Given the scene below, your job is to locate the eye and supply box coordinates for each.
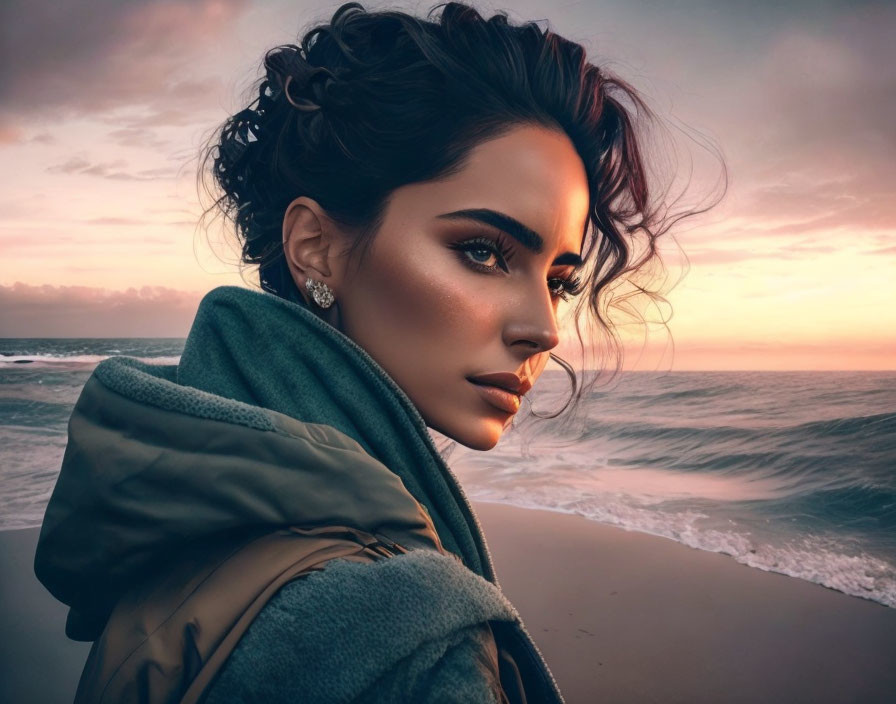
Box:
[450,235,511,273]
[467,246,498,267]
[547,274,583,302]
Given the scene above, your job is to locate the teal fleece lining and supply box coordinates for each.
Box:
[93,356,276,433]
[174,285,495,582]
[205,550,520,703]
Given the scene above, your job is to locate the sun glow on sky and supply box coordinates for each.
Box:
[1,0,893,370]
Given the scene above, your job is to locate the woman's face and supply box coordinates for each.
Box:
[324,125,589,450]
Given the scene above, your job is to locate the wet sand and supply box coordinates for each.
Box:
[473,501,896,703]
[0,525,91,703]
[2,502,895,703]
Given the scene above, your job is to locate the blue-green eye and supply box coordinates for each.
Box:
[450,235,510,273]
[467,246,498,266]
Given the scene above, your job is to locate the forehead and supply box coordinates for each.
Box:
[393,125,590,254]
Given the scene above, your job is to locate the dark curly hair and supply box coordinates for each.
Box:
[199,1,723,419]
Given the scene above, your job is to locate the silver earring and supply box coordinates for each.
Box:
[305,277,335,309]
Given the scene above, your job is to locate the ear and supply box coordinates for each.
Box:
[281,197,344,304]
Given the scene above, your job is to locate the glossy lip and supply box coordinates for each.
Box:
[468,381,521,414]
[466,371,533,415]
[466,371,533,396]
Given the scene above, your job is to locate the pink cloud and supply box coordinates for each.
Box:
[46,157,178,181]
[0,282,207,336]
[0,0,248,124]
[0,124,24,144]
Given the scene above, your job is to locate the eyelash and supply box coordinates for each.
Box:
[450,234,584,302]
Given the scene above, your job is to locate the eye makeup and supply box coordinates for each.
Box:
[449,234,513,273]
[547,273,583,301]
[448,232,584,301]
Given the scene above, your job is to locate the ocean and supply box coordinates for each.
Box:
[2,338,894,609]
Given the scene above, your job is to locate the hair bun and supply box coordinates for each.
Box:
[265,47,348,114]
[283,69,330,112]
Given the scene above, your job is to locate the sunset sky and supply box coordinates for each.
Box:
[1,0,893,370]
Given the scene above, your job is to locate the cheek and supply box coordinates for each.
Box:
[359,246,494,345]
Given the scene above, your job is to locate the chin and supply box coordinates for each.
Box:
[433,417,506,452]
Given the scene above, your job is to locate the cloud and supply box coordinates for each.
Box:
[601,2,896,249]
[29,132,56,145]
[681,238,841,266]
[0,125,56,146]
[760,21,895,160]
[717,12,896,239]
[46,156,178,180]
[0,282,206,336]
[106,127,169,150]
[83,217,147,226]
[867,244,896,256]
[682,249,764,266]
[739,175,893,227]
[0,124,24,144]
[0,0,249,126]
[46,157,93,174]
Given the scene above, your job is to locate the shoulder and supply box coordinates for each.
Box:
[206,549,519,703]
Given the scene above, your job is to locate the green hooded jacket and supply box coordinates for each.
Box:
[33,285,566,703]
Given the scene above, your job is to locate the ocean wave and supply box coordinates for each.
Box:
[775,485,896,528]
[0,399,74,428]
[469,491,896,609]
[572,412,896,445]
[0,354,182,367]
[787,411,896,439]
[585,420,755,443]
[621,384,749,404]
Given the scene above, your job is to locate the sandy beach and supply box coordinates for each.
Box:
[474,501,896,703]
[3,501,895,703]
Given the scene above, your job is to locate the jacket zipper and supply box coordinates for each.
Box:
[371,532,410,556]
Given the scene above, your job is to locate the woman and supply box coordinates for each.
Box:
[34,2,688,702]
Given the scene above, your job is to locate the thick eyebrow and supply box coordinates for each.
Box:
[436,208,583,267]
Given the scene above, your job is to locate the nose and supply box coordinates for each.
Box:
[502,290,561,356]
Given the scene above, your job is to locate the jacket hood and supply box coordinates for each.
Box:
[34,285,496,640]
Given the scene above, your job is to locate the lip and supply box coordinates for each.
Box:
[468,381,521,414]
[467,372,533,396]
[466,372,532,415]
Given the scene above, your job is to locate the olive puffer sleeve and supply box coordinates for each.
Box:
[203,549,520,703]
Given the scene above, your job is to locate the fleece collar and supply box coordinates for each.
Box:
[175,286,495,580]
